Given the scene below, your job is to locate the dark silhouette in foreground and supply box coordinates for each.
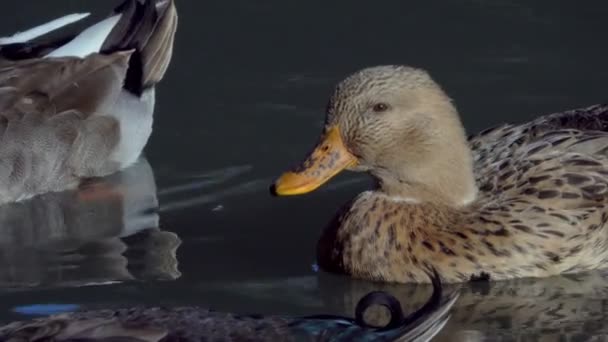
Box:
[0,269,458,341]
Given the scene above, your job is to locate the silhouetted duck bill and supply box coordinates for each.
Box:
[272,125,357,196]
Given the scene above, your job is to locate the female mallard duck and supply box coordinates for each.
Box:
[272,65,608,284]
[0,0,177,204]
[0,270,459,342]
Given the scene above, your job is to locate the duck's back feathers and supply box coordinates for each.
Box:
[0,53,130,202]
[0,52,131,116]
[459,104,608,277]
[469,104,608,173]
[470,103,608,201]
[0,271,458,342]
[0,0,177,203]
[0,0,177,94]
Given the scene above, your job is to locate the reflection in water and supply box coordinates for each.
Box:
[0,158,181,288]
[317,270,608,341]
[158,164,253,197]
[160,178,269,213]
[0,1,607,340]
[156,164,281,214]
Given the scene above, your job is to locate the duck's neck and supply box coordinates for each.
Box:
[372,117,478,208]
[375,172,477,207]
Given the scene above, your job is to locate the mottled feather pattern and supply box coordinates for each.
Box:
[318,99,608,283]
[0,277,459,342]
[0,0,177,204]
[0,307,313,342]
[0,55,128,204]
[463,103,608,279]
[469,104,608,173]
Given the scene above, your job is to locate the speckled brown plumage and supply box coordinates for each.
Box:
[274,65,608,284]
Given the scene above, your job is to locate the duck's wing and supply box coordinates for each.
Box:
[0,52,131,119]
[469,103,608,181]
[101,0,178,89]
[0,0,177,108]
[0,53,130,199]
[465,104,608,264]
[0,0,177,200]
[470,103,608,198]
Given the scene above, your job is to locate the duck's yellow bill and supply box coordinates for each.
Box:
[273,125,357,196]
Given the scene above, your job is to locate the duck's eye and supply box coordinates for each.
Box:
[372,103,389,112]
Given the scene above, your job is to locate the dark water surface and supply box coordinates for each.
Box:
[1,0,608,340]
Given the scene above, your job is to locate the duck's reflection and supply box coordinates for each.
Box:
[318,270,608,341]
[0,158,181,288]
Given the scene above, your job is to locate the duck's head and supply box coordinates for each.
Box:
[272,65,477,206]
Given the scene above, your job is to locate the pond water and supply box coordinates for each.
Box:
[0,0,608,340]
